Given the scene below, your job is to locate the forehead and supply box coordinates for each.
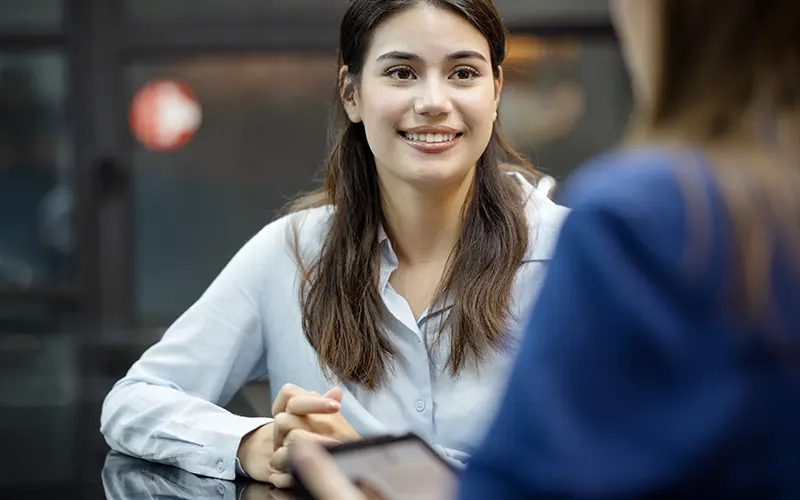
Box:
[366,4,491,62]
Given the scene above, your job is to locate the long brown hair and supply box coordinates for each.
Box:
[286,0,542,389]
[632,0,800,324]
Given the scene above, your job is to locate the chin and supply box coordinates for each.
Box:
[400,162,475,190]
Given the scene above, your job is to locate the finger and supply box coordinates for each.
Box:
[272,383,313,416]
[270,445,290,473]
[292,442,366,500]
[323,386,344,403]
[268,472,294,490]
[355,481,389,500]
[285,428,341,447]
[285,395,340,416]
[273,412,312,450]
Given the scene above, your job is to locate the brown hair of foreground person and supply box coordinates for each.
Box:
[626,0,799,327]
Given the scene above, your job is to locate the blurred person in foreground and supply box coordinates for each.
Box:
[100,0,568,489]
[292,0,800,498]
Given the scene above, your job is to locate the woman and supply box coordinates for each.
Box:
[293,0,800,498]
[100,0,568,488]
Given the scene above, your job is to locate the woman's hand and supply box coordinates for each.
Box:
[268,429,342,488]
[237,422,278,483]
[268,384,361,488]
[271,385,354,449]
[238,384,342,483]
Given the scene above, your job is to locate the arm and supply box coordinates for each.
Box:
[459,179,741,498]
[100,227,276,480]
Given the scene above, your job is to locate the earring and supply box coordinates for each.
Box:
[493,111,498,121]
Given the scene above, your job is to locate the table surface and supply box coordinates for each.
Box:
[0,327,284,500]
[103,452,299,500]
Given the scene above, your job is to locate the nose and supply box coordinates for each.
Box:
[413,78,452,117]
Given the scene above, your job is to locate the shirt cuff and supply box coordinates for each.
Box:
[235,457,250,478]
[204,416,273,480]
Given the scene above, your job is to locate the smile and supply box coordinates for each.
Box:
[399,131,463,153]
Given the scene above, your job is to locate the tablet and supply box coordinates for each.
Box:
[290,433,458,500]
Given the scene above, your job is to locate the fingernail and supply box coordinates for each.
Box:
[327,400,340,410]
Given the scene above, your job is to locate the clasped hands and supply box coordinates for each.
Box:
[237,383,360,488]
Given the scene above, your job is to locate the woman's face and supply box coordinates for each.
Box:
[342,4,501,191]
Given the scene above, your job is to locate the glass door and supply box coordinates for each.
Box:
[126,54,337,325]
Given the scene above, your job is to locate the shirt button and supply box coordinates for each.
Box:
[216,460,225,473]
[415,400,426,412]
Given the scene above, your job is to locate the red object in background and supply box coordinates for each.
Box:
[129,79,202,152]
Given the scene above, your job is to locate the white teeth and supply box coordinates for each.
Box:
[404,132,457,143]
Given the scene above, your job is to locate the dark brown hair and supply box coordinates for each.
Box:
[287,0,542,389]
[633,0,800,323]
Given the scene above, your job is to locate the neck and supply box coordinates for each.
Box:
[380,172,475,266]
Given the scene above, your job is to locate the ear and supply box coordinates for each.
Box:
[493,66,504,119]
[339,66,362,123]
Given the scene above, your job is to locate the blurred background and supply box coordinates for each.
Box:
[0,0,630,497]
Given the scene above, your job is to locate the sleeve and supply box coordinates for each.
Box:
[100,225,278,480]
[431,445,468,469]
[458,191,743,499]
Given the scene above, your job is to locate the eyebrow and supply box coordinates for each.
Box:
[375,50,488,63]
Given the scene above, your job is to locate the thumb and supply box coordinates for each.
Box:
[323,386,344,403]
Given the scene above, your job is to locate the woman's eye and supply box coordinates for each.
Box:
[387,67,415,80]
[452,67,478,80]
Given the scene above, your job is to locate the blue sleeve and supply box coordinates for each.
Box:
[458,165,744,499]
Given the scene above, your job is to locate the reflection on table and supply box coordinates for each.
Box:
[101,452,297,500]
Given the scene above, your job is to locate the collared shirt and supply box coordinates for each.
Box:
[100,173,569,480]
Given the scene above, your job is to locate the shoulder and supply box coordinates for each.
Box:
[560,145,716,225]
[559,147,709,252]
[510,172,571,262]
[554,145,731,297]
[242,204,334,264]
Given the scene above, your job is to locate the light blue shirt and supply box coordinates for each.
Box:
[100,173,569,480]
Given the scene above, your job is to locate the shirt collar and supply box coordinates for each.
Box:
[376,172,564,321]
[378,172,563,263]
[509,171,565,262]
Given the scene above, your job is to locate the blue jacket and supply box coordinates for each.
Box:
[460,146,800,499]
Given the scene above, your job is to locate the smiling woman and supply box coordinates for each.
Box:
[291,0,532,388]
[100,0,570,489]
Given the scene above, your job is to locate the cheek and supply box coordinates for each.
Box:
[360,89,409,136]
[458,88,497,133]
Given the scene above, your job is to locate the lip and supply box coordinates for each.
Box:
[401,126,461,134]
[398,127,463,154]
[397,129,463,154]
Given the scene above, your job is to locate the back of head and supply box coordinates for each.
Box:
[629,0,800,326]
[644,1,798,148]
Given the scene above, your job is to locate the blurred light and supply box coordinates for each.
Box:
[506,35,581,63]
[129,79,202,152]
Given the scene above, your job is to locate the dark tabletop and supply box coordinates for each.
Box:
[0,327,285,500]
[102,453,297,500]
